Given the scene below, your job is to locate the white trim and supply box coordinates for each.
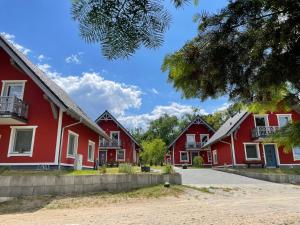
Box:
[54,108,63,163]
[212,150,218,164]
[180,151,189,162]
[262,143,280,167]
[243,143,261,161]
[292,146,300,161]
[172,145,175,165]
[7,126,37,157]
[116,149,125,161]
[1,80,27,99]
[87,140,95,162]
[66,130,79,158]
[253,114,269,127]
[230,133,237,165]
[276,114,292,127]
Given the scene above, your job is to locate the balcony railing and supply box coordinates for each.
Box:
[0,96,29,120]
[252,126,279,139]
[100,140,122,148]
[185,142,205,149]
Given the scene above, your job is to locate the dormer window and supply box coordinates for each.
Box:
[254,115,268,127]
[1,80,26,100]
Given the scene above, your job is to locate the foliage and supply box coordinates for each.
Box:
[118,163,134,174]
[163,165,174,174]
[141,138,166,165]
[71,0,197,59]
[100,165,107,174]
[192,156,204,168]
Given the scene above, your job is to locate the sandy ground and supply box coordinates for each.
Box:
[1,183,300,225]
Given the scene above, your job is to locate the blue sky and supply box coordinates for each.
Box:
[0,0,229,129]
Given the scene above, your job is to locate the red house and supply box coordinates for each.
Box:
[167,115,215,166]
[95,111,141,165]
[202,110,300,168]
[0,35,109,169]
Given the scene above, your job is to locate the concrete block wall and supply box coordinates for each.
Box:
[0,173,182,197]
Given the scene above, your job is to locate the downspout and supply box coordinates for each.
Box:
[58,117,83,170]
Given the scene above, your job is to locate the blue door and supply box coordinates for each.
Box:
[264,144,278,167]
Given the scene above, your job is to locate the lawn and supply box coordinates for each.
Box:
[0,185,185,214]
[237,168,300,175]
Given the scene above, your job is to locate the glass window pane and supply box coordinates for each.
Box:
[246,145,258,159]
[278,116,290,127]
[293,147,300,160]
[68,134,75,156]
[111,133,119,141]
[3,83,23,99]
[201,135,208,143]
[117,150,124,160]
[181,152,188,161]
[255,117,266,126]
[187,135,195,143]
[13,129,33,153]
[88,145,92,160]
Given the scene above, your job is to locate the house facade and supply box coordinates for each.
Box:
[0,35,109,169]
[96,111,141,165]
[203,110,300,168]
[167,116,215,166]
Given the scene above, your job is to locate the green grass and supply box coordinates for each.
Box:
[237,168,300,175]
[0,185,185,214]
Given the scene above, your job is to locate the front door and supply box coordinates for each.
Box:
[191,151,199,165]
[99,150,107,165]
[264,144,278,167]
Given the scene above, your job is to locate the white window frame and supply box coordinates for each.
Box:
[200,134,209,144]
[116,149,125,161]
[244,143,261,161]
[207,151,212,162]
[180,151,189,162]
[186,134,195,143]
[66,130,79,158]
[7,126,37,157]
[87,140,95,162]
[212,150,218,164]
[253,114,269,127]
[292,146,300,161]
[1,80,27,100]
[276,114,292,128]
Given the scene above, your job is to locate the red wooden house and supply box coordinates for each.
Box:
[167,115,215,166]
[0,34,109,169]
[202,110,300,168]
[96,111,141,165]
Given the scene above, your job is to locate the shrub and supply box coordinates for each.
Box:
[100,165,107,174]
[193,156,204,168]
[163,165,174,174]
[118,163,133,174]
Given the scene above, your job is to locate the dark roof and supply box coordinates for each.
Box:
[168,115,215,149]
[95,110,141,148]
[0,34,109,139]
[202,110,249,148]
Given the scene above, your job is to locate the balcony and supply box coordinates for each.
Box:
[185,142,205,149]
[0,96,29,124]
[100,139,122,148]
[252,126,279,139]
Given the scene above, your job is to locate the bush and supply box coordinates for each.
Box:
[193,156,204,168]
[163,165,174,174]
[100,165,107,174]
[118,163,133,174]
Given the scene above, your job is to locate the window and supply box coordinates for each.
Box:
[67,131,78,157]
[207,151,212,162]
[186,134,195,143]
[8,126,37,157]
[111,131,119,144]
[88,141,95,162]
[254,115,268,127]
[116,149,125,161]
[212,150,218,164]
[277,115,292,128]
[1,81,26,99]
[200,134,209,145]
[180,151,189,162]
[293,147,300,161]
[244,143,260,160]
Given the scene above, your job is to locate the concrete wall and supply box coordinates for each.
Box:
[0,173,182,197]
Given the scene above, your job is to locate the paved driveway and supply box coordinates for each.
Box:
[175,168,272,186]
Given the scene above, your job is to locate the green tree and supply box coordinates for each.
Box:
[141,138,166,165]
[71,0,196,59]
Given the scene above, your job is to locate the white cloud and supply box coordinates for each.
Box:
[118,102,208,130]
[0,32,31,55]
[37,64,142,118]
[151,88,159,95]
[37,54,50,62]
[213,102,231,112]
[65,52,83,64]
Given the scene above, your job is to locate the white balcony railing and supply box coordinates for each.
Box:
[0,96,29,119]
[100,139,122,148]
[185,142,205,149]
[252,126,279,139]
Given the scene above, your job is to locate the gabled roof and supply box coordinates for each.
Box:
[0,34,109,139]
[95,110,141,148]
[168,115,215,149]
[202,110,249,148]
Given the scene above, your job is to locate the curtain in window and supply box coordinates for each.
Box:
[13,129,33,153]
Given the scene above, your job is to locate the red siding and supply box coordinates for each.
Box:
[211,137,232,167]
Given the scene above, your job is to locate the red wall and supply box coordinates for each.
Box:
[97,119,138,163]
[170,123,214,165]
[0,48,58,164]
[211,137,232,167]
